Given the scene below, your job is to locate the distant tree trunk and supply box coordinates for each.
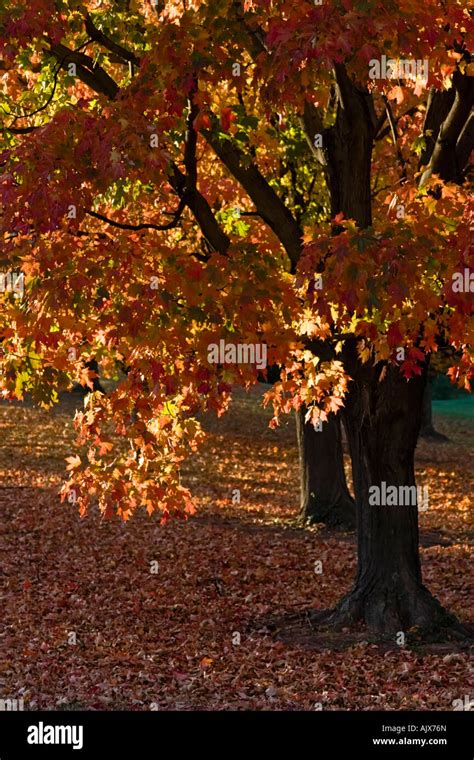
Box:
[72,359,105,394]
[86,359,105,392]
[419,378,448,441]
[263,360,355,529]
[296,407,355,528]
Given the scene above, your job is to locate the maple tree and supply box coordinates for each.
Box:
[0,0,472,637]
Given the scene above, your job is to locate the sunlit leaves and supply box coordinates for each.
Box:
[0,0,472,519]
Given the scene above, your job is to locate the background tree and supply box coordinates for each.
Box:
[419,366,449,441]
[296,407,355,528]
[264,363,355,528]
[0,0,472,637]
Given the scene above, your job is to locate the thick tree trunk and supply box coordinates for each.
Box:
[296,407,355,528]
[318,67,458,635]
[325,65,375,227]
[330,342,455,634]
[419,380,448,441]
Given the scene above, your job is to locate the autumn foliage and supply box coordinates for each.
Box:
[0,0,472,533]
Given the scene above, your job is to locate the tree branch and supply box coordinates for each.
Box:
[1,58,63,129]
[455,111,474,181]
[167,87,231,257]
[226,2,308,269]
[382,94,407,182]
[168,161,230,256]
[48,41,120,99]
[334,64,377,130]
[300,101,326,166]
[231,0,268,57]
[84,199,187,231]
[184,80,199,192]
[419,71,474,185]
[46,40,229,256]
[375,106,419,142]
[0,125,39,134]
[203,127,302,271]
[419,87,455,168]
[84,14,141,67]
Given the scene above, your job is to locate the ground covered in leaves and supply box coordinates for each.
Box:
[0,386,472,710]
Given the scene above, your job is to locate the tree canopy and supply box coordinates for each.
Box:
[1,0,472,525]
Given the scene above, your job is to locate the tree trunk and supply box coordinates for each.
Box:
[328,342,455,634]
[72,359,106,394]
[296,407,355,528]
[296,337,355,530]
[316,67,459,635]
[419,379,448,441]
[324,64,375,228]
[294,66,372,533]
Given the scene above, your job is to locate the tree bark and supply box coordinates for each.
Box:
[419,71,474,186]
[294,68,372,533]
[318,67,458,635]
[324,64,375,228]
[329,341,455,633]
[296,407,355,528]
[296,337,355,530]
